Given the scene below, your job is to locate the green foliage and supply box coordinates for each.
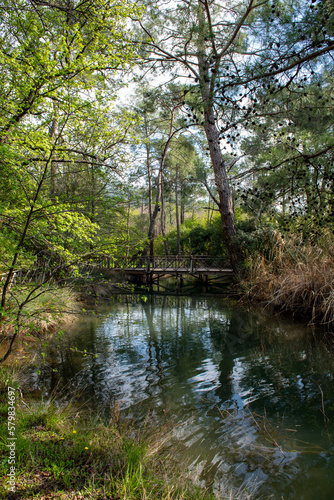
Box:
[0,0,141,296]
[156,215,228,256]
[235,223,279,259]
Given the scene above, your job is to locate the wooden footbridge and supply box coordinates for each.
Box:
[2,255,233,288]
[93,255,233,281]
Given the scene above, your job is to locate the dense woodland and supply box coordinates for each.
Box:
[1,0,334,353]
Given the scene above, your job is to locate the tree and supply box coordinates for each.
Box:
[133,86,187,257]
[164,135,204,255]
[135,0,334,270]
[0,0,139,359]
[237,73,334,235]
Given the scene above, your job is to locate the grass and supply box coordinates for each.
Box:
[0,369,221,500]
[7,285,80,332]
[242,229,334,328]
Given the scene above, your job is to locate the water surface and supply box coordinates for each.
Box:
[25,295,334,499]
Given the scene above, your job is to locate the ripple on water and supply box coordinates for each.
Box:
[23,295,334,499]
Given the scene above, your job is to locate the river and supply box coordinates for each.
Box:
[23,294,334,499]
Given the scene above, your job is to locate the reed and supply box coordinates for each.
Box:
[243,229,334,328]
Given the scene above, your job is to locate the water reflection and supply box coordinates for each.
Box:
[24,295,334,499]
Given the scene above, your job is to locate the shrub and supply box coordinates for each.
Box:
[156,215,228,256]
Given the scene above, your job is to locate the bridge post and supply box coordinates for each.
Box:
[190,257,194,273]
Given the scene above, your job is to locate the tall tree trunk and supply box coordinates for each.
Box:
[180,182,185,224]
[126,198,131,259]
[203,107,240,270]
[207,196,210,223]
[160,179,170,256]
[196,3,241,271]
[197,52,240,271]
[89,166,96,251]
[141,195,144,228]
[142,107,177,258]
[147,167,162,259]
[146,141,153,220]
[210,200,214,223]
[175,164,181,255]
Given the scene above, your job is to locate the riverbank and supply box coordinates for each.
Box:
[0,367,220,500]
[0,271,135,361]
[240,230,334,332]
[0,286,84,363]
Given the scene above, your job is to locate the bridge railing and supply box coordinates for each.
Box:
[189,256,229,271]
[93,255,230,272]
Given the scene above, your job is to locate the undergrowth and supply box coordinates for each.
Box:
[242,229,334,328]
[0,285,81,364]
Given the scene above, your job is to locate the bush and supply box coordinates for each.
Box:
[234,223,278,258]
[156,216,228,256]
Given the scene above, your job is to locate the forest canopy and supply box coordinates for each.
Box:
[0,0,334,333]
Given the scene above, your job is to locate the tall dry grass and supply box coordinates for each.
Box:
[243,229,334,327]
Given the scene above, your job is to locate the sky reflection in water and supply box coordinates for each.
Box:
[26,295,334,499]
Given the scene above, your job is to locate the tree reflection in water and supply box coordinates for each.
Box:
[22,294,334,499]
